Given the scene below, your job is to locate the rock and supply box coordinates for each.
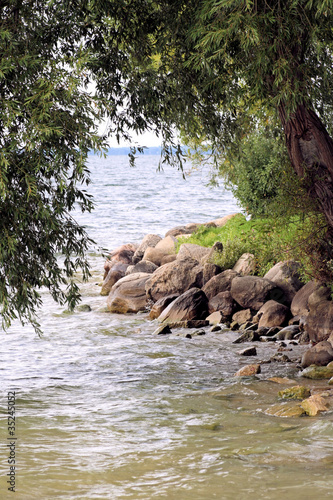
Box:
[290,280,322,317]
[101,262,129,296]
[77,304,92,312]
[235,364,261,376]
[301,341,333,368]
[208,291,236,318]
[273,325,300,340]
[308,285,331,308]
[154,235,178,254]
[160,254,177,265]
[233,330,260,343]
[265,404,305,418]
[177,243,210,262]
[264,261,305,304]
[211,325,222,332]
[165,225,193,237]
[278,386,311,400]
[301,395,329,416]
[239,347,257,356]
[146,258,203,302]
[268,377,296,384]
[203,262,222,284]
[207,213,239,227]
[232,309,252,325]
[125,260,158,276]
[203,270,239,301]
[270,353,291,362]
[201,241,224,265]
[305,299,333,343]
[149,294,179,320]
[192,329,206,336]
[230,276,286,311]
[328,377,333,385]
[256,300,290,328]
[233,253,256,276]
[142,247,168,266]
[301,363,333,379]
[158,288,209,323]
[132,234,162,264]
[106,273,151,314]
[153,324,172,335]
[104,244,137,277]
[167,320,209,328]
[206,311,224,325]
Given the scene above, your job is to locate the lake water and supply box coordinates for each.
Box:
[1,155,333,499]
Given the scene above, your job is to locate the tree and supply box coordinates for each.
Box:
[0,1,105,331]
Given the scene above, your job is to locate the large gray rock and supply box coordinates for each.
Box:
[233,253,256,276]
[208,291,236,318]
[125,260,158,276]
[177,243,210,262]
[203,262,222,284]
[290,280,321,317]
[149,294,179,320]
[104,243,137,278]
[202,270,239,301]
[301,341,333,368]
[158,288,208,323]
[264,261,305,304]
[101,262,129,296]
[146,258,204,302]
[132,234,162,264]
[106,273,151,314]
[230,276,286,311]
[257,300,290,328]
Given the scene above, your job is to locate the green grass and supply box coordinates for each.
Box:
[176,213,327,279]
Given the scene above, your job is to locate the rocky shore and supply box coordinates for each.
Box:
[101,213,333,417]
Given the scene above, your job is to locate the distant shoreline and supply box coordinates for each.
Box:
[89,146,162,156]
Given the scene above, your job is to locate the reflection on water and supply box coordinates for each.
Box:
[1,156,333,499]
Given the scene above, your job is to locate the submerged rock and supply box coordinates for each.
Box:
[301,363,333,379]
[265,403,305,418]
[239,347,257,356]
[301,395,329,416]
[278,386,311,400]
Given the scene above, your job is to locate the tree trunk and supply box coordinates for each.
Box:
[278,103,333,229]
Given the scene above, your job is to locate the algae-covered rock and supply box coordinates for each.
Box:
[301,363,333,379]
[278,385,311,400]
[265,404,306,418]
[301,395,329,416]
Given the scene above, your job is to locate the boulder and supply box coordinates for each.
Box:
[203,262,222,284]
[165,225,193,238]
[142,247,168,266]
[160,254,177,265]
[264,261,305,304]
[235,364,261,376]
[290,280,322,317]
[232,308,252,325]
[101,262,129,296]
[149,294,179,320]
[202,269,239,301]
[125,260,158,276]
[177,243,210,262]
[207,213,239,227]
[106,273,151,314]
[154,235,178,254]
[305,299,333,343]
[233,253,256,276]
[104,243,137,278]
[230,276,286,311]
[208,291,237,318]
[158,288,208,323]
[239,347,257,356]
[278,386,311,400]
[146,258,204,302]
[206,311,224,325]
[132,234,162,264]
[256,300,290,328]
[301,341,333,368]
